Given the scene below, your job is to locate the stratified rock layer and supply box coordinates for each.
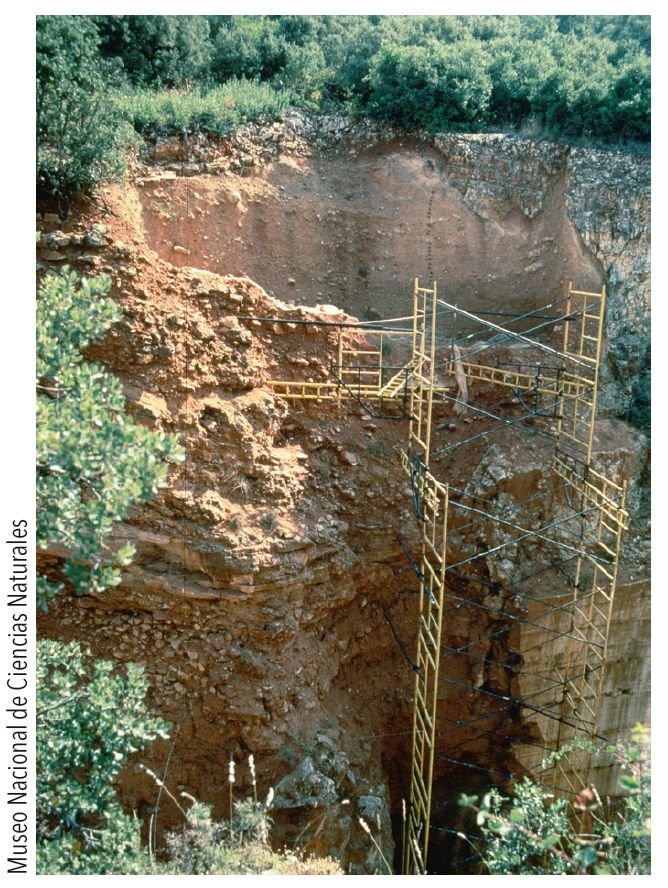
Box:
[37,117,650,874]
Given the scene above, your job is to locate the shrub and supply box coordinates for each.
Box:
[162,798,273,874]
[94,15,213,88]
[36,16,136,202]
[610,52,651,141]
[146,765,343,875]
[114,81,292,136]
[460,725,651,875]
[534,34,619,139]
[486,35,558,128]
[36,269,184,608]
[211,16,288,83]
[366,38,493,132]
[36,641,170,874]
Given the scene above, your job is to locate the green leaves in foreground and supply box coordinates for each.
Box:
[36,640,170,874]
[460,726,651,875]
[36,269,184,608]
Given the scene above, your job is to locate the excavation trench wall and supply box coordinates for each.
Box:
[140,142,602,323]
[37,117,650,874]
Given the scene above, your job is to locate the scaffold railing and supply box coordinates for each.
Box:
[400,450,448,875]
[261,276,627,874]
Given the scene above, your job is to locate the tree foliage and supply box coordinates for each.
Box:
[36,268,185,872]
[367,39,493,131]
[36,14,650,194]
[36,269,184,609]
[36,16,135,202]
[36,640,170,874]
[211,16,288,84]
[94,15,213,87]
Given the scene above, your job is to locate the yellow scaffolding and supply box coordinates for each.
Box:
[558,285,606,463]
[452,360,591,401]
[400,456,448,875]
[265,277,628,873]
[268,326,414,413]
[400,282,451,874]
[407,279,438,465]
[437,284,606,463]
[548,471,628,792]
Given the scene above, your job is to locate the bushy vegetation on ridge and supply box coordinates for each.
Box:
[114,80,292,137]
[37,14,650,200]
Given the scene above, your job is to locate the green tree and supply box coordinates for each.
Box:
[36,268,183,873]
[317,16,382,106]
[36,640,169,873]
[610,52,651,140]
[367,38,492,131]
[211,17,287,83]
[280,41,328,104]
[36,269,184,609]
[36,16,135,202]
[94,15,213,87]
[487,35,557,127]
[534,34,618,138]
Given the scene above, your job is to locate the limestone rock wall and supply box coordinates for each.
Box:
[434,133,650,421]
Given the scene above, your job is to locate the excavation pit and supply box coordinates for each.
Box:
[37,125,650,875]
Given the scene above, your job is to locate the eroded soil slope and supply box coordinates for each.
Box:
[36,121,650,874]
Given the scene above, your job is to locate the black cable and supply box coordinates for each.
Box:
[433,392,564,456]
[438,673,597,733]
[442,567,608,651]
[397,535,437,605]
[457,308,561,321]
[382,604,421,675]
[438,580,603,649]
[435,297,598,369]
[237,314,415,333]
[432,752,584,801]
[446,505,602,572]
[448,479,567,518]
[448,499,612,568]
[397,524,605,650]
[447,510,595,564]
[445,561,595,620]
[431,388,585,460]
[439,639,561,689]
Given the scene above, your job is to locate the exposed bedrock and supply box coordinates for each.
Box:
[37,118,650,873]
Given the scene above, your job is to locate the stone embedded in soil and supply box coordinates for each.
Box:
[36,118,650,875]
[274,757,338,809]
[85,223,109,247]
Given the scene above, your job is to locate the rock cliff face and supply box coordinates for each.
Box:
[433,134,650,420]
[138,115,650,422]
[37,115,650,874]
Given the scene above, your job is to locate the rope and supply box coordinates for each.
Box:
[436,298,597,369]
[382,605,421,675]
